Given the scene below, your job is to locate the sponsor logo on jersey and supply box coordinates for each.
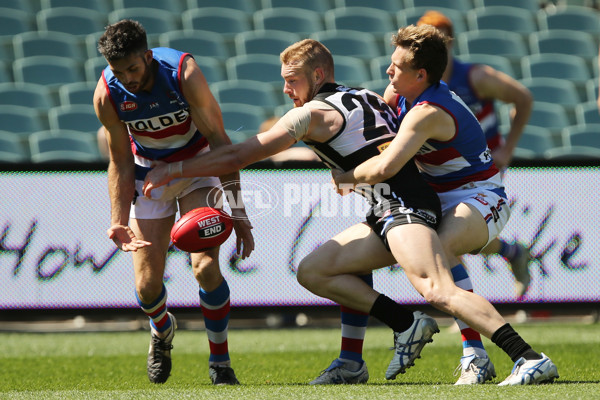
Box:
[120,101,138,112]
[126,108,189,132]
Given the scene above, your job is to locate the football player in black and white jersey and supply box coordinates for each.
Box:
[142,39,530,386]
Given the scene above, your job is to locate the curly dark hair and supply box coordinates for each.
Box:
[98,19,147,61]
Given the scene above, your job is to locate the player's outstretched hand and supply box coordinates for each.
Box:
[330,167,355,196]
[231,208,254,259]
[107,224,151,252]
[143,160,179,198]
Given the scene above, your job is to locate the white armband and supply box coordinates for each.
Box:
[275,106,312,141]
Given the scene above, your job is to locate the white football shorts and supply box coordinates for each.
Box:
[438,184,511,248]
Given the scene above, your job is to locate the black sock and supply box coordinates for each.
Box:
[369,294,414,332]
[491,323,542,362]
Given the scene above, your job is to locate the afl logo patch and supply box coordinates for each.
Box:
[120,101,138,112]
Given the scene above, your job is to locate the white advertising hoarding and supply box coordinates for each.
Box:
[0,167,598,309]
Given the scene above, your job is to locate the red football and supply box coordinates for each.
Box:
[170,207,233,252]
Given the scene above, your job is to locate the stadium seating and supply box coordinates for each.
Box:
[528,29,597,74]
[36,7,107,36]
[210,80,283,109]
[13,56,84,89]
[234,30,301,56]
[0,82,55,110]
[370,55,392,81]
[0,131,29,163]
[324,7,396,35]
[226,54,283,83]
[84,32,103,59]
[0,45,11,62]
[514,125,556,156]
[512,147,537,160]
[586,78,598,103]
[113,0,185,13]
[529,29,596,59]
[0,62,12,83]
[59,82,97,106]
[0,105,47,135]
[40,0,111,12]
[399,7,468,38]
[253,8,325,36]
[359,79,391,96]
[537,5,600,35]
[182,8,252,39]
[28,130,101,163]
[0,8,34,39]
[466,6,538,37]
[561,124,600,149]
[1,0,599,163]
[472,0,539,12]
[108,9,180,43]
[188,0,257,13]
[1,0,35,12]
[13,31,84,59]
[575,102,600,126]
[523,100,572,140]
[194,56,226,84]
[159,30,230,61]
[84,57,108,83]
[544,145,599,160]
[403,0,474,12]
[520,54,591,100]
[331,55,371,87]
[334,0,403,12]
[519,78,580,126]
[219,103,268,132]
[456,30,528,73]
[47,104,98,132]
[458,53,516,78]
[260,0,333,13]
[311,30,382,61]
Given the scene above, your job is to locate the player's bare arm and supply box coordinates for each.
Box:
[181,55,257,258]
[93,79,151,252]
[470,65,533,168]
[333,104,453,188]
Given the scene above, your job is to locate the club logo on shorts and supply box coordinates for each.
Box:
[474,192,489,205]
[416,209,438,225]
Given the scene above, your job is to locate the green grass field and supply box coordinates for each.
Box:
[2,321,599,399]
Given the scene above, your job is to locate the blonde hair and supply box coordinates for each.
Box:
[280,39,334,79]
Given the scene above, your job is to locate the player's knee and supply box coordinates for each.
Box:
[296,257,319,290]
[420,286,451,312]
[135,279,164,304]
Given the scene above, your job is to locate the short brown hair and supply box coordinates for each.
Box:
[280,39,334,80]
[391,24,449,85]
